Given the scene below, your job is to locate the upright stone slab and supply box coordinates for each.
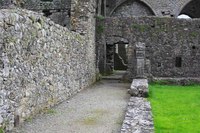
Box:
[135,42,146,78]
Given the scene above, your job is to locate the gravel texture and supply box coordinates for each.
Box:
[12,80,130,133]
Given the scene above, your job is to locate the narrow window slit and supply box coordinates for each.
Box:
[175,57,182,67]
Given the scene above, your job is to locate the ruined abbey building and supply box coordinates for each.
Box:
[0,0,200,132]
[95,0,200,81]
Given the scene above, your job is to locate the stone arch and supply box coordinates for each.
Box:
[110,0,155,17]
[179,0,200,18]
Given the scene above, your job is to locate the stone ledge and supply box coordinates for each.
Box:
[121,97,154,133]
[128,79,148,97]
[152,77,200,85]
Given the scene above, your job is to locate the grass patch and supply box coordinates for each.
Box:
[26,116,33,122]
[91,109,109,115]
[79,109,109,126]
[45,109,57,114]
[42,107,57,115]
[132,24,150,32]
[0,128,4,133]
[115,117,123,125]
[81,116,98,125]
[149,84,200,133]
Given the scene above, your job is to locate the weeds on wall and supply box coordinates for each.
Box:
[95,15,105,20]
[132,24,150,32]
[95,15,105,34]
[155,18,163,25]
[190,31,198,38]
[96,25,104,34]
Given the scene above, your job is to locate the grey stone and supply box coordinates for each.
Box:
[121,97,154,133]
[0,6,96,131]
[0,115,3,124]
[96,17,200,82]
[129,79,148,97]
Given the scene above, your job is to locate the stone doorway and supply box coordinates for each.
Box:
[105,39,129,74]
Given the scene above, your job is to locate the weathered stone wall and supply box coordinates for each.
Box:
[111,0,155,17]
[1,0,200,20]
[0,0,71,28]
[71,0,98,74]
[96,17,200,79]
[104,0,198,17]
[0,8,96,131]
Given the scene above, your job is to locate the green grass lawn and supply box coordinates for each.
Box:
[149,84,200,133]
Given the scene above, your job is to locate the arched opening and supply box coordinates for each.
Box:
[111,0,155,17]
[179,0,200,18]
[177,14,191,19]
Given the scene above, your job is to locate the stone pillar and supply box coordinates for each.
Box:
[135,42,146,78]
[70,0,97,35]
[70,0,97,82]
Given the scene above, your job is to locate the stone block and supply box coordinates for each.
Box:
[129,79,148,97]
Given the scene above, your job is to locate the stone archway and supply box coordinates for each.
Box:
[110,0,155,17]
[179,0,200,18]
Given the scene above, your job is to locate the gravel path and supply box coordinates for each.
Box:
[12,80,130,133]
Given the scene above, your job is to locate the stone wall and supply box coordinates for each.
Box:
[71,0,98,74]
[1,0,200,20]
[101,0,198,17]
[0,8,96,131]
[0,0,71,28]
[111,0,155,17]
[96,17,200,80]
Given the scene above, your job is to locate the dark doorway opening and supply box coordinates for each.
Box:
[105,42,128,74]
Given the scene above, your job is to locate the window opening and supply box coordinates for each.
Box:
[175,57,182,67]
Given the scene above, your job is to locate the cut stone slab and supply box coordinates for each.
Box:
[129,79,148,97]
